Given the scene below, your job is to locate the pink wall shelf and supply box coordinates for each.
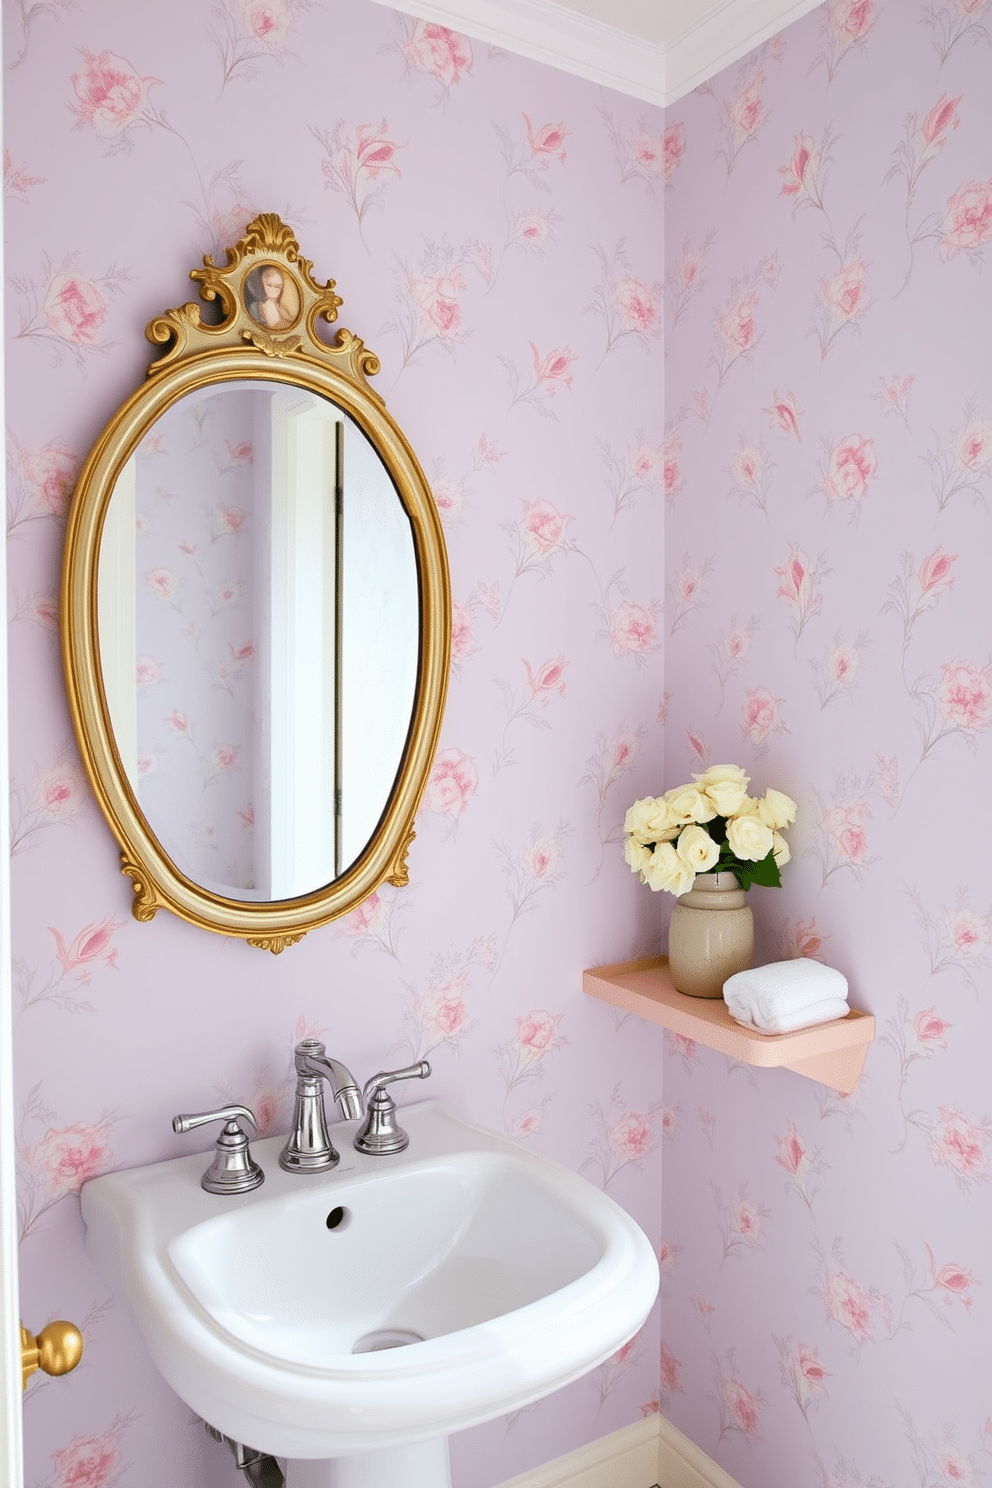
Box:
[583,956,875,1094]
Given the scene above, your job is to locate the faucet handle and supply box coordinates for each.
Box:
[362,1062,431,1103]
[354,1062,431,1156]
[173,1104,257,1135]
[172,1105,264,1195]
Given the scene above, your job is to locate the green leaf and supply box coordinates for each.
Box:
[713,848,782,892]
[743,852,782,889]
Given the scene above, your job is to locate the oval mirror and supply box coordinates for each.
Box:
[62,215,450,951]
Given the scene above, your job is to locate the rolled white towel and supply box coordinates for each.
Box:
[723,959,849,1035]
[725,996,850,1035]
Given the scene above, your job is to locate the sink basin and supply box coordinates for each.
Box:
[81,1100,658,1463]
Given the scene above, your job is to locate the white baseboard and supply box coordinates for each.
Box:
[495,1417,659,1488]
[495,1414,742,1488]
[656,1416,742,1488]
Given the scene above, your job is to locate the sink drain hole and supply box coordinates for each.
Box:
[325,1206,350,1230]
[352,1328,424,1354]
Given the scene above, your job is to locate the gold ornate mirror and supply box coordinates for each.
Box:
[61,215,450,951]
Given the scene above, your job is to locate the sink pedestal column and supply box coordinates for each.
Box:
[286,1437,451,1488]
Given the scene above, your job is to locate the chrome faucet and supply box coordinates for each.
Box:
[173,1104,265,1194]
[354,1063,431,1155]
[279,1040,363,1173]
[279,1039,432,1172]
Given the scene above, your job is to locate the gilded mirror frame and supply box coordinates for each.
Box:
[61,214,450,952]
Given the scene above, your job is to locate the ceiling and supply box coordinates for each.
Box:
[371,0,824,105]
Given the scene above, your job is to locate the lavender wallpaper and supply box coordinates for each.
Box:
[5,2,668,1486]
[660,3,992,1487]
[7,1,992,1487]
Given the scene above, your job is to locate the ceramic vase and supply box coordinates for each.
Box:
[667,871,754,999]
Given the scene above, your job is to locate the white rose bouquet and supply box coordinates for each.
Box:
[623,764,796,897]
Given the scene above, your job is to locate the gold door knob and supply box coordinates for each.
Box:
[20,1321,84,1391]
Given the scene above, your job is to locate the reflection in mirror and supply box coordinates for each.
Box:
[98,381,418,903]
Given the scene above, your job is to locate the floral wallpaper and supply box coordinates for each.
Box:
[5,3,669,1486]
[660,3,992,1487]
[8,0,991,1486]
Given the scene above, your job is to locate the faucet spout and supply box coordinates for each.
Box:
[278,1039,363,1174]
[296,1045,363,1122]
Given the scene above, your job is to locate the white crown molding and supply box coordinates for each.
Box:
[664,0,824,103]
[369,0,824,107]
[368,0,666,106]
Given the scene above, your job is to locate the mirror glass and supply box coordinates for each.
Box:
[97,379,419,903]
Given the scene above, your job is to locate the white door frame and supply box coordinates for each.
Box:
[0,48,26,1487]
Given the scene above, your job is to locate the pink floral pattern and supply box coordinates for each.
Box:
[401,18,472,94]
[773,1122,827,1210]
[659,1342,683,1403]
[6,438,79,532]
[589,242,662,356]
[777,1337,830,1420]
[4,149,45,200]
[49,916,122,980]
[764,389,802,440]
[923,403,992,512]
[728,440,773,515]
[584,1091,664,1189]
[938,178,992,263]
[10,742,88,859]
[655,4,991,1482]
[779,127,833,213]
[928,1106,991,1186]
[883,547,957,650]
[28,1120,114,1200]
[523,115,569,166]
[923,0,992,65]
[423,748,478,819]
[814,0,876,81]
[15,256,129,364]
[711,616,759,703]
[668,232,713,326]
[49,1424,126,1488]
[495,1009,568,1116]
[492,656,570,773]
[504,344,576,418]
[608,599,660,662]
[521,498,570,556]
[315,119,404,239]
[924,1245,975,1310]
[716,1355,765,1442]
[210,0,306,91]
[718,1185,769,1262]
[7,1,992,1483]
[812,633,868,708]
[663,124,686,181]
[820,1259,884,1347]
[69,50,159,141]
[936,660,992,732]
[667,552,714,634]
[720,63,769,174]
[709,257,778,397]
[741,685,786,749]
[387,244,473,369]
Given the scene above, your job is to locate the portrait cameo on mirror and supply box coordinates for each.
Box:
[61,215,450,952]
[243,262,301,332]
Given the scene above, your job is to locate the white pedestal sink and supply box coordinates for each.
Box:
[82,1101,658,1485]
[286,1438,449,1486]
